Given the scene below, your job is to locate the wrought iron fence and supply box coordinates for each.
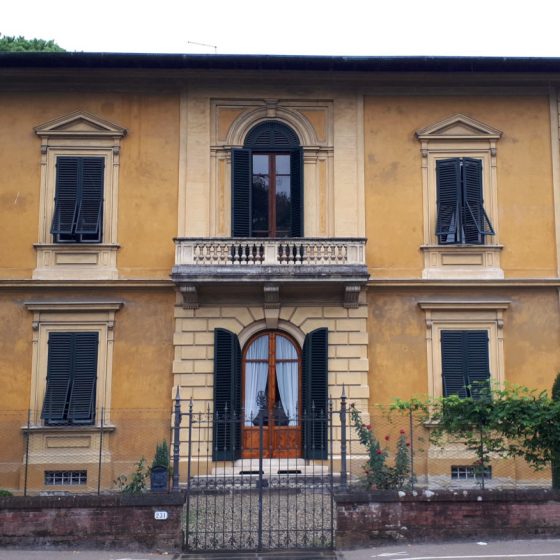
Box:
[0,396,552,499]
[179,404,337,551]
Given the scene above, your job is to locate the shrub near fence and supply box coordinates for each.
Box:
[344,405,552,491]
[0,402,552,496]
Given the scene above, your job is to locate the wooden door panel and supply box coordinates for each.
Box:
[242,426,271,459]
[272,426,301,459]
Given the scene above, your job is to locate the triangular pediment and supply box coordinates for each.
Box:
[34,111,127,138]
[416,114,502,141]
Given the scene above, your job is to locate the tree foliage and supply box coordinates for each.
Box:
[552,373,560,489]
[0,34,64,52]
[393,383,560,488]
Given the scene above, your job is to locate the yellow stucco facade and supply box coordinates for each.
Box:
[0,55,559,492]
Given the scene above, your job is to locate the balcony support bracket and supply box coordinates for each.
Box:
[180,284,199,309]
[344,284,361,309]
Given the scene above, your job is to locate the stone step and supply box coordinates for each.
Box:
[214,459,330,476]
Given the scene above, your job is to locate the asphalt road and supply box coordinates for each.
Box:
[0,540,559,559]
[338,538,560,559]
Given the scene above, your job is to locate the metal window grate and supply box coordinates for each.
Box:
[451,465,492,480]
[44,470,87,486]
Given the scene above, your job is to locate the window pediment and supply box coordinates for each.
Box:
[33,111,126,280]
[416,113,502,142]
[34,110,127,140]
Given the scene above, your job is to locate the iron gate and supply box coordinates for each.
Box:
[179,398,348,553]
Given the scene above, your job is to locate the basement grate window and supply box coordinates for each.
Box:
[44,470,87,486]
[451,465,492,480]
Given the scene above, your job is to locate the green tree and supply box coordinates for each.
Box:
[0,34,64,52]
[394,384,560,489]
[552,373,560,490]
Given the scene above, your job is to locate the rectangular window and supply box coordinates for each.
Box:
[451,465,492,480]
[51,157,104,243]
[44,470,87,486]
[41,331,99,425]
[436,158,494,245]
[441,330,491,398]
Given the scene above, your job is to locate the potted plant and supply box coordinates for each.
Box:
[150,440,170,493]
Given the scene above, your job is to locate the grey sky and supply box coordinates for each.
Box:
[3,0,560,57]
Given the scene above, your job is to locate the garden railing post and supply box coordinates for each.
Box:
[340,386,348,489]
[172,387,182,491]
[24,409,30,497]
[409,407,414,491]
[97,407,104,494]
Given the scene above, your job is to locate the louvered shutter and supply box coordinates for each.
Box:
[441,330,468,398]
[462,158,494,244]
[75,158,104,236]
[436,159,461,244]
[290,149,304,237]
[245,121,300,149]
[67,332,98,424]
[302,328,328,460]
[51,157,80,235]
[232,149,252,237]
[212,329,242,461]
[465,330,491,399]
[41,332,74,424]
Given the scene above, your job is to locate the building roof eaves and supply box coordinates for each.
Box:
[3,52,560,74]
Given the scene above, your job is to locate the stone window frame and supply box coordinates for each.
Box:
[209,99,335,238]
[416,114,504,279]
[418,299,510,399]
[24,301,123,428]
[33,111,127,280]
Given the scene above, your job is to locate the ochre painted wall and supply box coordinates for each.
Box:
[0,288,175,491]
[364,95,556,278]
[368,288,560,405]
[0,91,179,279]
[0,288,175,412]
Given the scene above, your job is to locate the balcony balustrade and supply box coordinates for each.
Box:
[174,238,366,267]
[172,237,369,309]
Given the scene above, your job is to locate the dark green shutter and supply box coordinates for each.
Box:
[212,328,242,460]
[41,331,98,425]
[67,332,98,424]
[75,158,104,236]
[462,158,494,244]
[436,158,461,244]
[441,330,490,399]
[51,157,80,235]
[41,332,74,424]
[290,149,304,237]
[232,149,252,237]
[441,331,468,398]
[464,330,491,399]
[302,328,328,460]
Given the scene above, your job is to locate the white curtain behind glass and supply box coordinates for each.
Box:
[244,335,269,426]
[276,336,298,426]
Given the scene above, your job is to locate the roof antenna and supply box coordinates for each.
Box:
[187,41,218,54]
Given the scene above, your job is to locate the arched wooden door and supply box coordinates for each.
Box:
[242,331,301,459]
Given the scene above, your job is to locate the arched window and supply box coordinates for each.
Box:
[231,121,303,238]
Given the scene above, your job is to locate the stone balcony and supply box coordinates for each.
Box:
[172,238,369,308]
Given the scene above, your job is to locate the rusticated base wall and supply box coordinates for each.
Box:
[336,489,560,548]
[0,494,184,551]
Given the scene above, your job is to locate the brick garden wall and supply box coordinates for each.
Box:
[0,494,184,551]
[336,489,560,548]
